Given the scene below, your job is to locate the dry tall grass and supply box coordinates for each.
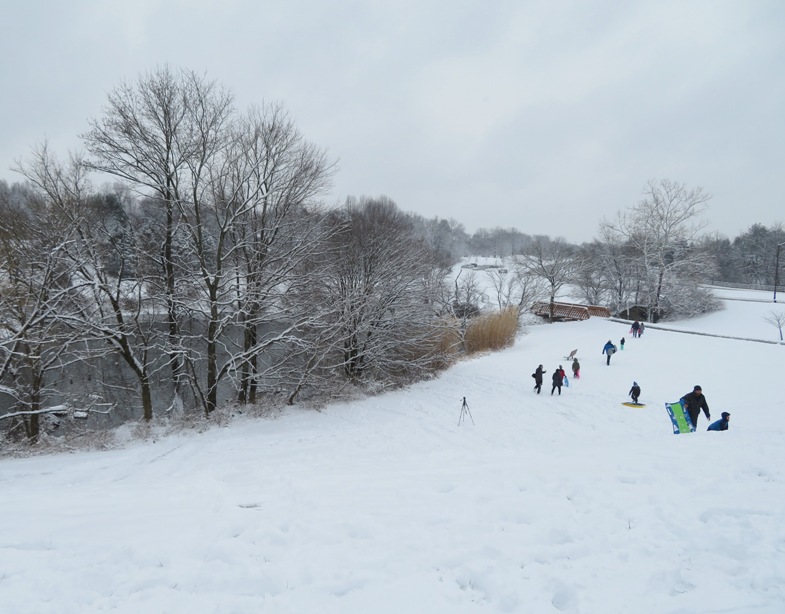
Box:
[465,307,519,354]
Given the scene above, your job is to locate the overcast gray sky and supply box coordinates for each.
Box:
[1,0,783,243]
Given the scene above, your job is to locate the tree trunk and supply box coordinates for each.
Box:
[140,374,153,422]
[206,299,219,416]
[164,199,185,406]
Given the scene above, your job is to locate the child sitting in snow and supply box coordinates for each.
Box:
[707,412,730,431]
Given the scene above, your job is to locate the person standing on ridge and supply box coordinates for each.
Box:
[681,385,710,429]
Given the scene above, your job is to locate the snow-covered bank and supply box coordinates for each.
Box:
[1,301,784,613]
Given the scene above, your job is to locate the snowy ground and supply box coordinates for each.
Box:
[1,290,784,613]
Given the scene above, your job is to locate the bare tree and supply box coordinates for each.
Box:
[600,179,713,321]
[514,238,579,321]
[82,69,343,416]
[173,103,336,414]
[764,310,785,341]
[452,268,483,317]
[577,226,645,315]
[15,147,164,422]
[571,243,608,307]
[309,197,450,382]
[82,66,233,413]
[485,265,548,316]
[0,148,88,442]
[485,267,516,311]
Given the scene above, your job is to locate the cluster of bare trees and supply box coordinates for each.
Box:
[0,68,457,443]
[460,178,724,324]
[437,180,727,325]
[425,180,727,330]
[573,180,721,320]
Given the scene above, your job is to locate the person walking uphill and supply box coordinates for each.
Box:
[532,365,546,394]
[602,340,617,366]
[572,357,580,379]
[551,368,564,395]
[681,385,710,429]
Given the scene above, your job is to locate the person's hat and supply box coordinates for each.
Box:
[633,381,638,386]
[721,412,730,419]
[693,385,702,391]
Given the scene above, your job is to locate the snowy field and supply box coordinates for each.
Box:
[1,291,784,613]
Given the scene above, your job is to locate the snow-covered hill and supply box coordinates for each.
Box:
[1,290,784,613]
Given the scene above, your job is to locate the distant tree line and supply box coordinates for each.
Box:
[407,199,784,292]
[1,66,782,446]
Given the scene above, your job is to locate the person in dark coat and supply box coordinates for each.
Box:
[629,381,641,404]
[631,320,640,338]
[602,340,617,366]
[572,357,580,379]
[551,367,564,395]
[681,385,710,429]
[620,337,625,350]
[707,412,730,431]
[532,364,546,394]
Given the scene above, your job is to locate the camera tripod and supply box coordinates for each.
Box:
[458,396,474,426]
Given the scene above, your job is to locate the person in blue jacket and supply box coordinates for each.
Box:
[707,412,730,431]
[602,340,617,366]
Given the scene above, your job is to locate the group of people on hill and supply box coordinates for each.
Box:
[531,364,564,396]
[628,382,728,430]
[531,323,731,432]
[532,357,581,396]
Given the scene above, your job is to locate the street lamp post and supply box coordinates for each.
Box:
[775,241,785,303]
